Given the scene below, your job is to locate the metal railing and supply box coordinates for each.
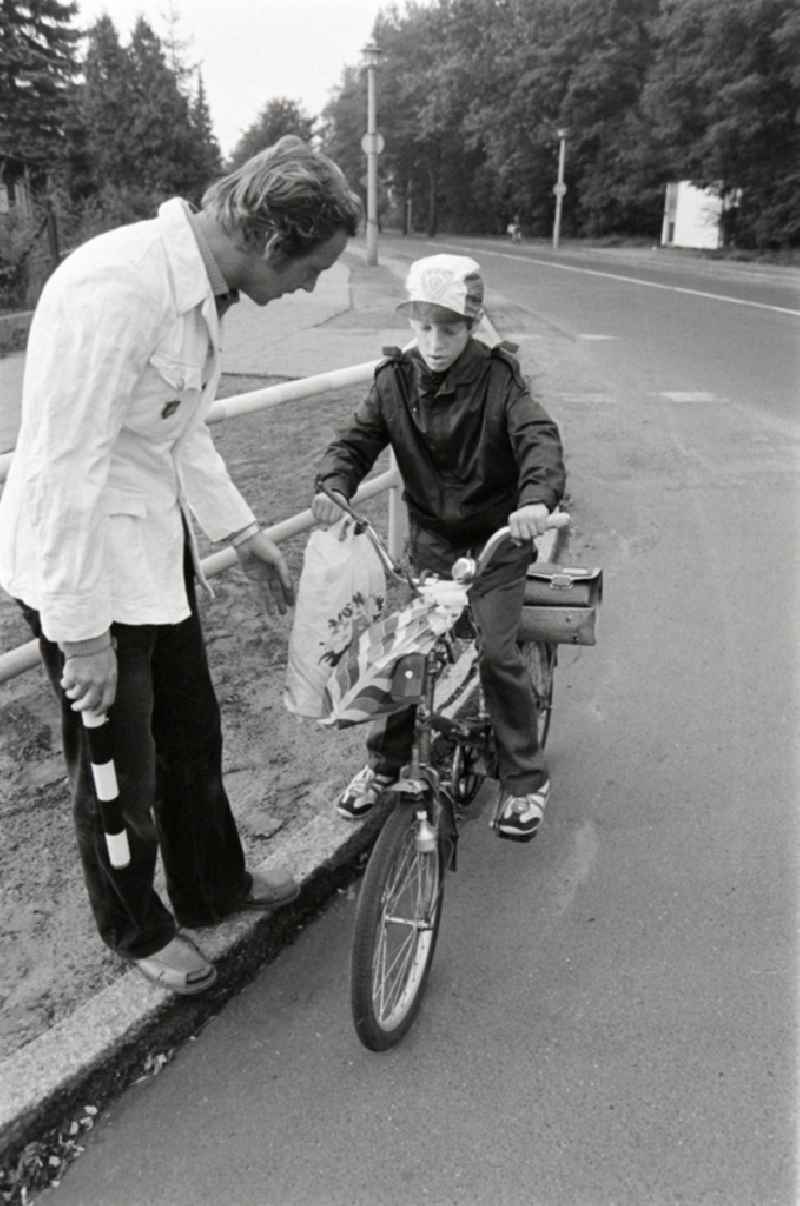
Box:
[0,355,407,685]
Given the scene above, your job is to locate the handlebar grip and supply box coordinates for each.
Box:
[81,710,130,869]
[472,513,572,579]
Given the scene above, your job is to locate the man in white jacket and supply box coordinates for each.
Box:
[0,136,360,994]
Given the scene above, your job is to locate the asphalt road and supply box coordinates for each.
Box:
[50,243,799,1206]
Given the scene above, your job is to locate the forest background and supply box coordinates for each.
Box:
[0,0,798,314]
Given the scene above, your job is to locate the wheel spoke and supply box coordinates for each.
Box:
[371,823,439,1025]
[377,926,418,1018]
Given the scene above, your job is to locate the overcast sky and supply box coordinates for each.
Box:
[76,0,392,157]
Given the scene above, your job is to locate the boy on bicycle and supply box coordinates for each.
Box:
[312,254,565,841]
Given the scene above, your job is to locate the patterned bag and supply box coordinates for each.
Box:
[318,596,454,729]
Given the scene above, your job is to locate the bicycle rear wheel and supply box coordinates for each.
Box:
[520,640,556,749]
[350,803,445,1051]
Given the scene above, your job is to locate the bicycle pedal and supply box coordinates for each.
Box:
[391,778,428,799]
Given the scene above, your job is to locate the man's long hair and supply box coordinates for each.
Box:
[202,135,361,257]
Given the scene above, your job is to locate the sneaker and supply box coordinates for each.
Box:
[337,766,395,819]
[495,779,551,842]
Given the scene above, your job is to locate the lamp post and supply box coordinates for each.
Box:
[552,127,567,250]
[361,41,383,266]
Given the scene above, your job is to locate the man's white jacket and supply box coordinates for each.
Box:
[0,198,256,644]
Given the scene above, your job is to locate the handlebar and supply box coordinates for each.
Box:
[317,482,421,595]
[316,482,570,592]
[463,513,571,583]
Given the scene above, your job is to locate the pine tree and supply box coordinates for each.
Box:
[189,71,222,193]
[0,0,81,162]
[75,14,221,223]
[80,14,136,189]
[127,16,197,193]
[228,98,314,169]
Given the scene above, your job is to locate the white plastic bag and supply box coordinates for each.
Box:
[284,517,386,718]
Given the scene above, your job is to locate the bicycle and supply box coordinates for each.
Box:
[319,488,570,1050]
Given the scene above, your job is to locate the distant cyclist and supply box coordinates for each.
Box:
[507,215,522,243]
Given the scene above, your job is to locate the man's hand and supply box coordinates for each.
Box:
[234,530,295,614]
[312,490,348,526]
[61,646,118,714]
[508,503,551,542]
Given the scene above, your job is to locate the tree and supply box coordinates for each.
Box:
[80,14,136,191]
[76,14,220,215]
[127,16,199,193]
[318,65,364,203]
[315,0,800,243]
[0,0,81,163]
[643,0,800,247]
[190,71,222,186]
[554,0,663,236]
[159,0,196,86]
[228,97,314,169]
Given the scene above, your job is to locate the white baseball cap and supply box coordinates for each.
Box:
[397,254,484,321]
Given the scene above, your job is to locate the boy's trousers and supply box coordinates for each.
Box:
[367,523,547,794]
[19,541,249,959]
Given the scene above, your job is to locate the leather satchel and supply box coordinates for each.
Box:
[519,561,603,646]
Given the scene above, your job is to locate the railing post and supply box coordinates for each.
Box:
[386,450,408,561]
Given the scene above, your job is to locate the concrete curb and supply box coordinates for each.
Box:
[0,807,385,1158]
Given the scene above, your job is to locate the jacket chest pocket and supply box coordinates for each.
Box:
[130,354,207,436]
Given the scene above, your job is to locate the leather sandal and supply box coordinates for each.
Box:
[176,866,300,929]
[132,934,216,995]
[238,867,300,909]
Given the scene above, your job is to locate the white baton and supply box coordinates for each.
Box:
[81,711,131,869]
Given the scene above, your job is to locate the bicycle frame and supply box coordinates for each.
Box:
[387,639,461,872]
[383,609,498,876]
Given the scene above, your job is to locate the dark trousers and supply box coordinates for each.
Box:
[367,524,547,794]
[20,545,249,959]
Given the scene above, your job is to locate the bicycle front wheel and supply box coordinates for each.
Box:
[350,803,445,1051]
[521,640,556,749]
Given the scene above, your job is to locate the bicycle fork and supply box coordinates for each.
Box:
[392,649,460,870]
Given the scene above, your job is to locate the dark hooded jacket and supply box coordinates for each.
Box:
[315,338,566,547]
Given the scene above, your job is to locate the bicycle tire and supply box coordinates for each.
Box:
[350,803,445,1051]
[520,640,556,749]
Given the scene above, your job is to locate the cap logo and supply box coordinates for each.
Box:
[416,268,457,302]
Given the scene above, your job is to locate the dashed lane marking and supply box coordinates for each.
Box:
[659,391,718,403]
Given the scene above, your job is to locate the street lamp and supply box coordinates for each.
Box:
[361,41,383,266]
[552,127,568,250]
